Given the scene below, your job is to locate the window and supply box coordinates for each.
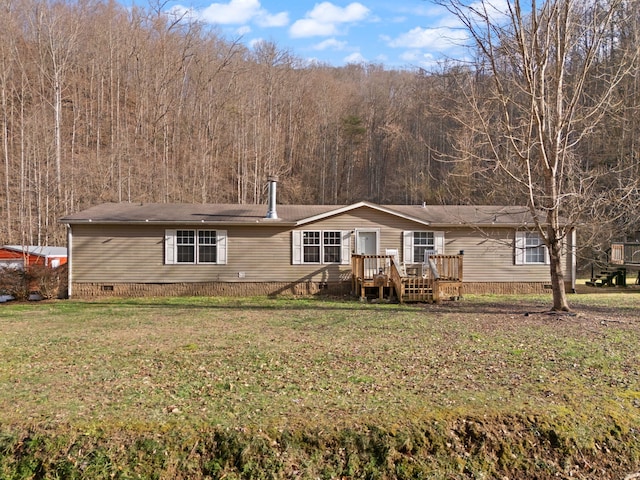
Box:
[515,231,548,265]
[165,229,227,265]
[323,231,342,263]
[403,231,444,263]
[303,231,321,263]
[198,230,217,263]
[525,233,545,263]
[177,230,195,263]
[413,231,435,263]
[292,230,351,265]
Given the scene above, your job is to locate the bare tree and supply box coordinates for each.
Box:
[434,0,638,311]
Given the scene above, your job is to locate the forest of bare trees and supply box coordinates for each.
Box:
[1,0,638,267]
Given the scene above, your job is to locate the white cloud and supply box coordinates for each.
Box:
[310,2,370,23]
[400,50,439,69]
[388,26,468,50]
[468,0,511,23]
[312,38,348,51]
[256,11,289,28]
[290,18,338,37]
[344,52,366,64]
[198,0,288,28]
[290,2,371,38]
[201,0,260,24]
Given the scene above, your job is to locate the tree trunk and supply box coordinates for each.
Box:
[547,225,569,311]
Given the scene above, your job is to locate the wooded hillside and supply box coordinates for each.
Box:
[1,0,638,254]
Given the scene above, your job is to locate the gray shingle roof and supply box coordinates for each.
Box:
[60,202,542,227]
[385,204,537,226]
[60,203,342,225]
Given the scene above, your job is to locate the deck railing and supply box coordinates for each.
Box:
[426,255,464,281]
[351,254,464,303]
[611,243,640,266]
[351,254,393,280]
[351,254,464,281]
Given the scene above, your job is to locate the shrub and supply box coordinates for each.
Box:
[0,264,67,300]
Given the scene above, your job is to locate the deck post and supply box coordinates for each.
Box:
[433,279,440,303]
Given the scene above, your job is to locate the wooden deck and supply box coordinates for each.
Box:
[587,243,640,287]
[351,254,463,303]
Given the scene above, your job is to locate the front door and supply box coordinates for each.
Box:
[357,231,378,255]
[356,230,379,278]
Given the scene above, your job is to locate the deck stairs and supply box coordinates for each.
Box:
[586,267,627,287]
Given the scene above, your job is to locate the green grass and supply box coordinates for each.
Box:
[1,293,639,478]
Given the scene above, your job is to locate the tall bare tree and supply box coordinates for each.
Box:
[435,0,638,311]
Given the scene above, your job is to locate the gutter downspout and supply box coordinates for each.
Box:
[66,224,72,298]
[571,227,577,293]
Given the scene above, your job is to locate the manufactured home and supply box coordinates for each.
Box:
[59,181,576,301]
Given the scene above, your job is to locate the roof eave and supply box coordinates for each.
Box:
[62,219,298,226]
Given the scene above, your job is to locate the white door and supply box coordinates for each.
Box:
[357,231,378,255]
[356,230,379,278]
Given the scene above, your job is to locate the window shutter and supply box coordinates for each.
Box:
[514,231,525,265]
[292,231,302,264]
[341,231,351,265]
[217,230,227,264]
[165,230,177,264]
[403,231,413,263]
[434,231,445,254]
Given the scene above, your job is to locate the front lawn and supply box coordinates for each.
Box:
[1,294,639,478]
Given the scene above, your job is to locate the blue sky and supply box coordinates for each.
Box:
[165,0,477,69]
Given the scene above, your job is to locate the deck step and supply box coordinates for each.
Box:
[588,267,627,287]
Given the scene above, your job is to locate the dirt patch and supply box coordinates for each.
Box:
[419,294,639,329]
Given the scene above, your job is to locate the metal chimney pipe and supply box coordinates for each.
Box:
[266,175,279,219]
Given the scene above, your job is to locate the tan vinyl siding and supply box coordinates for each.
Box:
[70,206,570,286]
[302,207,427,255]
[441,228,554,283]
[71,224,351,284]
[454,227,573,283]
[72,225,164,283]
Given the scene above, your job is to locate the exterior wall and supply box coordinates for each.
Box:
[0,250,26,269]
[0,249,42,267]
[441,227,558,283]
[68,206,572,297]
[69,223,352,284]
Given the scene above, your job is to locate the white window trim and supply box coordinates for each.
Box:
[292,230,351,265]
[165,229,227,265]
[403,230,444,263]
[515,231,549,265]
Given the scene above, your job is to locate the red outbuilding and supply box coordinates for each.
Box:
[0,245,68,270]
